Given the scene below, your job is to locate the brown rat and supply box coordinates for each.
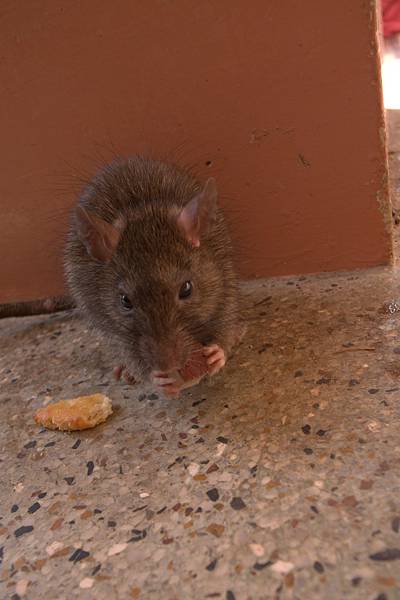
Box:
[64,156,243,397]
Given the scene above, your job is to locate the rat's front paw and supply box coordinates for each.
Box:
[152,372,183,399]
[203,344,226,375]
[113,365,137,385]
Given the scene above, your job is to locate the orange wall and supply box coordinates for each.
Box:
[0,1,391,303]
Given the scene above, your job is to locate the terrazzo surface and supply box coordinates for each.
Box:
[2,269,400,599]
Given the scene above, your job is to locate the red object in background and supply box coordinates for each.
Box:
[382,0,400,37]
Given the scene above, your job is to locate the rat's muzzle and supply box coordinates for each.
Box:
[140,336,186,373]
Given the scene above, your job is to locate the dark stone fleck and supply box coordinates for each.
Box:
[392,517,400,533]
[374,595,387,600]
[294,370,303,377]
[138,393,147,401]
[129,529,147,543]
[38,492,47,499]
[369,548,400,561]
[216,436,229,444]
[69,548,90,563]
[316,430,327,437]
[24,440,36,449]
[148,393,158,400]
[304,448,313,455]
[196,437,205,444]
[368,388,379,395]
[393,347,400,354]
[132,505,148,513]
[313,561,324,573]
[316,377,330,384]
[206,558,218,571]
[72,439,81,450]
[14,525,34,538]
[254,560,273,571]
[44,441,56,447]
[92,564,101,576]
[28,502,40,514]
[107,520,116,527]
[302,424,311,435]
[226,592,236,600]
[348,379,360,386]
[250,465,257,476]
[11,504,19,513]
[207,488,220,502]
[11,595,21,600]
[157,506,167,514]
[230,497,246,510]
[64,477,75,486]
[87,461,94,476]
[0,546,3,564]
[351,576,362,587]
[94,508,102,514]
[310,505,319,514]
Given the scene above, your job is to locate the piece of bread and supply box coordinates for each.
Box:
[179,352,209,382]
[168,350,209,394]
[34,393,113,431]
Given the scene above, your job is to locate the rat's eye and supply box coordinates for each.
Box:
[120,293,133,311]
[179,280,193,299]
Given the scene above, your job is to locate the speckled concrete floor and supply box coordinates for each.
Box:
[2,269,400,600]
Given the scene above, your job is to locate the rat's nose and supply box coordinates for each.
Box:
[141,337,182,373]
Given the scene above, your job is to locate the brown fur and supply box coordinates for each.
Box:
[64,156,241,379]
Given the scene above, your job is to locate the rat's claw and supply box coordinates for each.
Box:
[203,344,226,376]
[152,375,176,387]
[123,371,137,385]
[113,365,136,385]
[152,372,182,399]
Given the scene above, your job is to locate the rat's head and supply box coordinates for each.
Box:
[75,178,222,375]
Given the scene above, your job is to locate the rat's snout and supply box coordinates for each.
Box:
[140,336,186,373]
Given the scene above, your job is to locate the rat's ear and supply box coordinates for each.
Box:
[177,178,218,247]
[75,206,122,263]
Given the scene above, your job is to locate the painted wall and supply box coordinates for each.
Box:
[0,1,391,303]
